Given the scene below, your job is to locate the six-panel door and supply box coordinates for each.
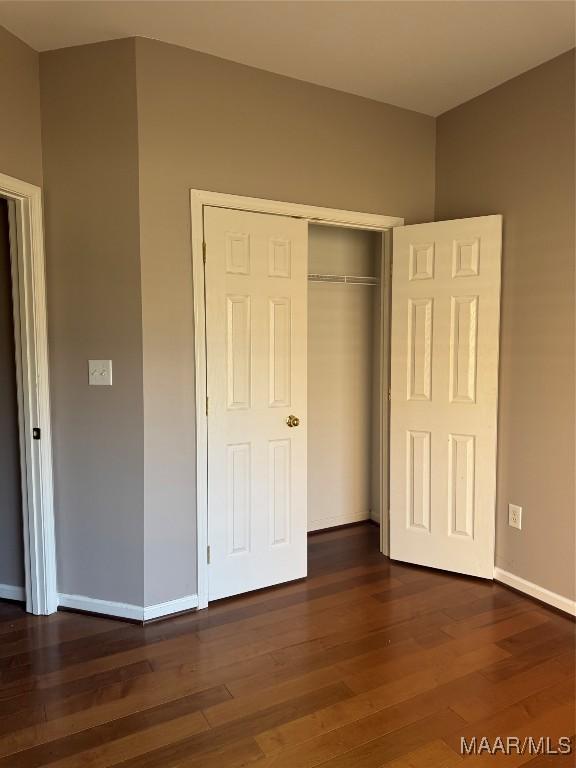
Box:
[390,216,502,578]
[204,206,308,600]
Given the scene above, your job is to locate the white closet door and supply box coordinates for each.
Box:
[390,216,502,578]
[204,206,308,601]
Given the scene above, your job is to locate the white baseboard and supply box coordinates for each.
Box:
[58,593,144,621]
[0,583,26,602]
[58,593,199,622]
[494,567,576,617]
[143,595,199,621]
[308,511,370,533]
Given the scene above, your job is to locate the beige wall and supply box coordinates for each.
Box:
[12,28,569,610]
[134,37,436,605]
[0,25,42,593]
[0,30,433,609]
[0,25,43,186]
[40,40,144,604]
[436,50,575,600]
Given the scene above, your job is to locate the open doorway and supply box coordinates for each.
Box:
[0,173,57,616]
[0,198,25,602]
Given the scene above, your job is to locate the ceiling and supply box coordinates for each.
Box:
[0,1,573,116]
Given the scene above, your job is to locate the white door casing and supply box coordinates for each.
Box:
[390,216,502,578]
[0,173,57,615]
[204,206,308,601]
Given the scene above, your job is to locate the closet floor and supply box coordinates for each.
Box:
[0,522,574,767]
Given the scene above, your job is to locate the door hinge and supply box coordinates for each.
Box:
[32,427,41,440]
[205,396,209,416]
[388,388,391,402]
[202,241,207,264]
[207,545,211,564]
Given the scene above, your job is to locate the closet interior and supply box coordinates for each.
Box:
[307,223,385,532]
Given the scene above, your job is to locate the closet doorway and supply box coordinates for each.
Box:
[192,190,400,608]
[192,190,502,609]
[308,224,387,535]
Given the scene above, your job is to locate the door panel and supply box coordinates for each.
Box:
[390,216,502,578]
[205,206,308,601]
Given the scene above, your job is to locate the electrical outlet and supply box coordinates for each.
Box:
[508,504,522,530]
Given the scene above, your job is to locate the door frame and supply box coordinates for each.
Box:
[190,189,403,609]
[1,172,57,615]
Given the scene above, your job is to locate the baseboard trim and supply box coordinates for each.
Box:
[58,593,144,621]
[143,595,199,621]
[0,584,26,602]
[494,567,575,617]
[58,593,199,622]
[308,512,370,533]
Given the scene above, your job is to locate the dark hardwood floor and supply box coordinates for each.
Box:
[0,523,573,767]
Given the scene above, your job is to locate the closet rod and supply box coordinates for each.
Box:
[308,273,379,286]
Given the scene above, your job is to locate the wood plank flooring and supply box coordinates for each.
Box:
[0,523,573,767]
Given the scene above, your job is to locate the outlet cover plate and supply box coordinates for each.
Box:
[508,503,522,530]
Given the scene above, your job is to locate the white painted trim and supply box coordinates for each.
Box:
[190,190,403,231]
[143,595,199,621]
[7,200,32,610]
[0,172,57,616]
[191,189,403,610]
[0,584,26,602]
[191,192,209,610]
[378,230,392,556]
[494,567,576,617]
[308,513,371,533]
[58,593,199,622]
[58,593,144,621]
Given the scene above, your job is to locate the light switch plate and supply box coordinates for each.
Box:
[89,360,112,386]
[508,503,522,530]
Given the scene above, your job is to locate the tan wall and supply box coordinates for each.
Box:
[436,50,575,600]
[0,25,43,186]
[134,37,436,605]
[0,25,42,592]
[3,26,570,609]
[40,40,144,604]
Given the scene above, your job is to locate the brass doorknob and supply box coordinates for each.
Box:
[286,415,300,428]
